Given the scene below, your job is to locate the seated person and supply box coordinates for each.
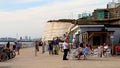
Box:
[73,43,84,60]
[104,45,108,51]
[103,43,109,56]
[78,44,90,60]
[98,44,104,57]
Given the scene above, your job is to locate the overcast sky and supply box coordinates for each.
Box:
[0,0,113,39]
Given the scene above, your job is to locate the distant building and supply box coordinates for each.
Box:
[29,36,31,41]
[25,36,28,40]
[0,37,17,42]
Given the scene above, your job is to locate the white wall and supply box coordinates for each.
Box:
[42,22,73,41]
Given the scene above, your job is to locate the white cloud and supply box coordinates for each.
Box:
[0,0,111,38]
[15,0,42,4]
[0,0,42,5]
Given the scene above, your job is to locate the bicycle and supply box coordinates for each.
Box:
[0,46,8,62]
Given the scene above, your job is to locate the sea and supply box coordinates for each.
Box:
[0,41,34,47]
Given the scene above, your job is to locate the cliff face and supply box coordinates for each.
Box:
[42,22,73,41]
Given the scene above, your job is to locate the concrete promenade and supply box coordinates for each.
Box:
[0,47,120,68]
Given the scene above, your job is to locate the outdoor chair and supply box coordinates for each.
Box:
[68,48,93,60]
[82,49,93,60]
[115,46,120,55]
[103,48,111,57]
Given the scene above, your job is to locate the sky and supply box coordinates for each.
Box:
[0,0,113,39]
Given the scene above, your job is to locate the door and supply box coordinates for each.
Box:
[93,36,100,45]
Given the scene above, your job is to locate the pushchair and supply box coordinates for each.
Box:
[67,49,78,59]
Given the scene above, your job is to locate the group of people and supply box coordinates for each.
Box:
[33,36,111,61]
[34,40,60,56]
[48,40,59,55]
[62,39,111,61]
[4,38,110,61]
[62,38,91,60]
[6,41,21,55]
[34,40,45,56]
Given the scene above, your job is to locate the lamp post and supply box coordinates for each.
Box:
[110,33,114,55]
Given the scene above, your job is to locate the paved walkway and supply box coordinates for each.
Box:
[0,47,120,68]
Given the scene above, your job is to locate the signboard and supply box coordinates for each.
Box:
[110,35,114,42]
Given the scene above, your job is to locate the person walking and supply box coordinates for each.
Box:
[5,41,11,59]
[13,41,17,51]
[16,41,21,55]
[34,41,39,56]
[6,41,10,49]
[49,41,53,55]
[62,39,70,60]
[42,41,46,54]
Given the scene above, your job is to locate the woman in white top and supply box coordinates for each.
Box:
[103,43,109,56]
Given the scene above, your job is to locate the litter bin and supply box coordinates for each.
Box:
[115,46,120,55]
